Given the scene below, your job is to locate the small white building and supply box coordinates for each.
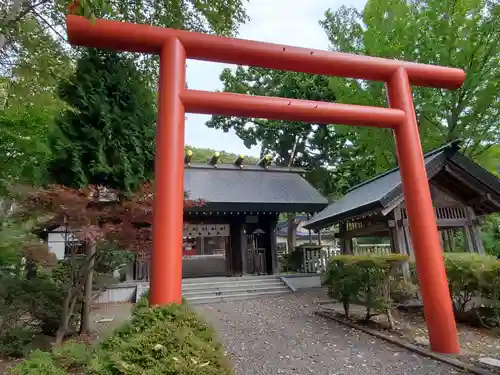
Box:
[42,225,81,260]
[275,215,338,254]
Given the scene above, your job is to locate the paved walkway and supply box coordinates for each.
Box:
[195,289,469,375]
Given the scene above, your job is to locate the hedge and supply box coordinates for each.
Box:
[12,295,232,375]
[442,253,500,327]
[323,252,500,329]
[88,303,233,375]
[323,254,409,328]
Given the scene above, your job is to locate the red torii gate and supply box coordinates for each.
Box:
[65,15,465,354]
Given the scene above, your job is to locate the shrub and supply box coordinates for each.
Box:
[22,274,71,336]
[443,253,491,313]
[323,257,362,318]
[323,254,408,328]
[408,253,500,328]
[0,326,36,358]
[9,350,66,375]
[0,274,31,357]
[441,253,500,327]
[133,289,150,313]
[133,290,188,315]
[52,339,93,372]
[478,261,500,328]
[89,303,233,375]
[279,250,303,273]
[10,290,233,374]
[390,278,418,303]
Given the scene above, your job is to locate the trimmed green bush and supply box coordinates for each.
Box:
[13,301,232,375]
[12,278,231,374]
[323,254,409,327]
[398,253,500,328]
[443,253,493,313]
[323,256,362,318]
[89,303,233,375]
[0,273,69,357]
[441,253,500,327]
[0,274,33,358]
[134,290,188,314]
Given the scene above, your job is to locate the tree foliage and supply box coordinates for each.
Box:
[48,49,157,192]
[320,0,500,172]
[324,254,409,327]
[482,214,500,257]
[206,67,369,197]
[1,0,249,89]
[0,0,249,190]
[20,183,205,343]
[0,15,70,190]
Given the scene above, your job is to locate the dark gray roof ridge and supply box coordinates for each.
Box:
[345,140,461,194]
[185,163,306,174]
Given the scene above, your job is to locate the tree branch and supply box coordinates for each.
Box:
[12,0,51,25]
[0,0,51,51]
[0,0,26,51]
[32,9,67,43]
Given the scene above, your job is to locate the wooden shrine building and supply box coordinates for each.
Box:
[133,152,328,280]
[303,141,500,257]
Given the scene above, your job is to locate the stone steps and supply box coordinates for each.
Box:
[136,276,291,304]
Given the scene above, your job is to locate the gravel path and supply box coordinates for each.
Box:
[195,290,469,375]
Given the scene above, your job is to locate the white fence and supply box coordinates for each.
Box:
[301,244,392,273]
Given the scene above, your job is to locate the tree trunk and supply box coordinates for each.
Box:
[287,213,297,252]
[285,137,300,253]
[79,243,96,335]
[386,308,395,330]
[56,236,78,346]
[55,286,79,346]
[342,300,350,319]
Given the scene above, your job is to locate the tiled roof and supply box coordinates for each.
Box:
[184,164,328,213]
[304,141,500,229]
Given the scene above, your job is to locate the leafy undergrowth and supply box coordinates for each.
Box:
[11,296,232,375]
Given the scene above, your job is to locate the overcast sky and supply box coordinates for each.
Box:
[184,0,367,157]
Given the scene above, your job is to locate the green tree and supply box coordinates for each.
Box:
[482,214,500,257]
[1,0,248,53]
[320,0,500,172]
[0,16,71,190]
[206,68,362,250]
[1,0,249,90]
[48,49,156,192]
[475,145,500,176]
[206,67,369,198]
[0,0,249,189]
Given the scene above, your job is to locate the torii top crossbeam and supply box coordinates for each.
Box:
[66,15,464,89]
[65,14,465,355]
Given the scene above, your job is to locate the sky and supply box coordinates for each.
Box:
[184,0,367,157]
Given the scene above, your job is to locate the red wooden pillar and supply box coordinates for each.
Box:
[150,38,186,306]
[387,67,460,354]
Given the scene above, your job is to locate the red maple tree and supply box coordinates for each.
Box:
[23,182,205,258]
[20,182,205,342]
